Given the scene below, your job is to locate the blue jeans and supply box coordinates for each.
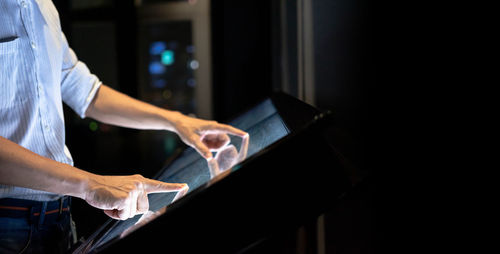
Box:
[0,198,76,254]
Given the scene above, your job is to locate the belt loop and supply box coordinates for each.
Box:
[38,201,48,228]
[29,206,36,225]
[58,196,66,221]
[59,197,64,215]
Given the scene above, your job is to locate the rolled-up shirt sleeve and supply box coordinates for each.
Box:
[60,32,101,119]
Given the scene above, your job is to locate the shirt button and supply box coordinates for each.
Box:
[44,124,50,131]
[31,42,36,49]
[21,1,27,8]
[37,85,42,92]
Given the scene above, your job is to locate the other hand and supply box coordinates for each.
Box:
[172,114,247,160]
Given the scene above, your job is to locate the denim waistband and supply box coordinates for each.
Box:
[0,196,71,225]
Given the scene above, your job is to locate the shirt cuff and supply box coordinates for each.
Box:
[61,61,102,118]
[84,79,102,116]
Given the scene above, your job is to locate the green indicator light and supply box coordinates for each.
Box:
[89,121,98,132]
[164,137,177,155]
[161,50,174,65]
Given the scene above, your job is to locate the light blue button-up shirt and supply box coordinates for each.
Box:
[0,0,101,201]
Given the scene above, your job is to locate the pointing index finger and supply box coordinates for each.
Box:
[212,123,247,137]
[143,179,188,194]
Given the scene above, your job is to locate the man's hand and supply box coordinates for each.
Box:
[172,114,247,160]
[207,133,249,178]
[83,174,188,220]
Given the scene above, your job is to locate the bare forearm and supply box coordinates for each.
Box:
[0,136,92,199]
[85,85,182,131]
[84,84,247,159]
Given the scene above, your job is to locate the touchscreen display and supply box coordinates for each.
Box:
[91,98,290,250]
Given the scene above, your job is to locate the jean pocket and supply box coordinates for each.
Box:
[0,217,32,254]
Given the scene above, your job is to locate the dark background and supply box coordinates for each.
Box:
[51,0,392,253]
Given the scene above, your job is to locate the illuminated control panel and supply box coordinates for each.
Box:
[140,21,196,115]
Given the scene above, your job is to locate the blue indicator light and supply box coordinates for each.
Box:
[161,50,174,65]
[150,41,166,55]
[152,79,167,88]
[149,61,166,75]
[186,45,195,53]
[187,78,196,87]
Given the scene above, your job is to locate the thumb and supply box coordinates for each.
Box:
[192,138,213,160]
[104,209,121,220]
